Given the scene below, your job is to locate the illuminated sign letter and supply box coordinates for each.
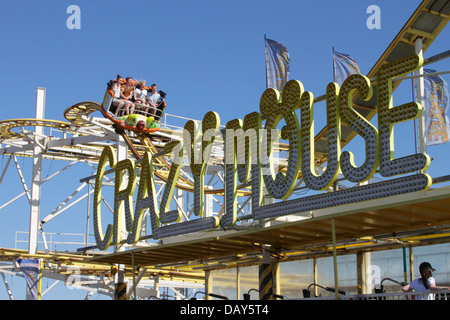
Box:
[223,112,262,227]
[300,82,341,190]
[184,111,221,216]
[260,80,303,199]
[339,74,379,183]
[377,54,430,176]
[113,158,136,245]
[93,146,116,251]
[127,152,159,244]
[158,141,184,224]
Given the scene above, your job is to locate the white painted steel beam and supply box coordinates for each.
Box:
[0,272,14,300]
[415,38,428,163]
[28,88,46,256]
[13,155,31,204]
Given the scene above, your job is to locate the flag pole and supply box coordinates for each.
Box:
[332,46,336,83]
[264,34,269,89]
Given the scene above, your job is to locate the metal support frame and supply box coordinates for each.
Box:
[415,38,428,168]
[1,272,14,300]
[13,155,31,204]
[28,88,45,256]
[114,134,128,300]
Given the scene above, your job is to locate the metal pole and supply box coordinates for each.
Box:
[356,252,363,295]
[126,266,147,300]
[154,276,160,299]
[364,251,372,294]
[394,69,450,81]
[114,134,128,300]
[28,87,45,256]
[38,259,43,300]
[132,252,136,300]
[402,245,408,286]
[35,88,45,136]
[414,38,427,164]
[205,270,212,300]
[332,46,336,82]
[331,217,339,300]
[409,246,414,282]
[1,272,14,300]
[259,244,273,300]
[264,34,269,89]
[273,261,280,298]
[85,183,91,248]
[313,258,318,297]
[0,155,12,184]
[236,266,241,300]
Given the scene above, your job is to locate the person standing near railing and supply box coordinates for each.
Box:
[402,262,450,300]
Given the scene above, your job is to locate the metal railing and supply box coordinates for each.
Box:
[15,231,94,253]
[300,291,450,300]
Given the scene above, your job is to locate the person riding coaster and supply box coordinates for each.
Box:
[101,78,166,133]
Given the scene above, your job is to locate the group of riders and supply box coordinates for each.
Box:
[107,74,165,119]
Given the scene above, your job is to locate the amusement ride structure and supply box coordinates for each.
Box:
[0,0,449,300]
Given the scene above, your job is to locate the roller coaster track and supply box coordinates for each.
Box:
[0,99,253,196]
[65,100,253,195]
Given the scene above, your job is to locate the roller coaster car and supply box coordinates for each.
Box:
[100,82,166,134]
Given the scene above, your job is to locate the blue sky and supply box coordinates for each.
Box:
[2,0,447,124]
[0,0,449,300]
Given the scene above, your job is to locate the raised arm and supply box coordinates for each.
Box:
[429,282,450,292]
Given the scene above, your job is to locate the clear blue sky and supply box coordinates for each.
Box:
[0,0,449,300]
[2,0,448,124]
